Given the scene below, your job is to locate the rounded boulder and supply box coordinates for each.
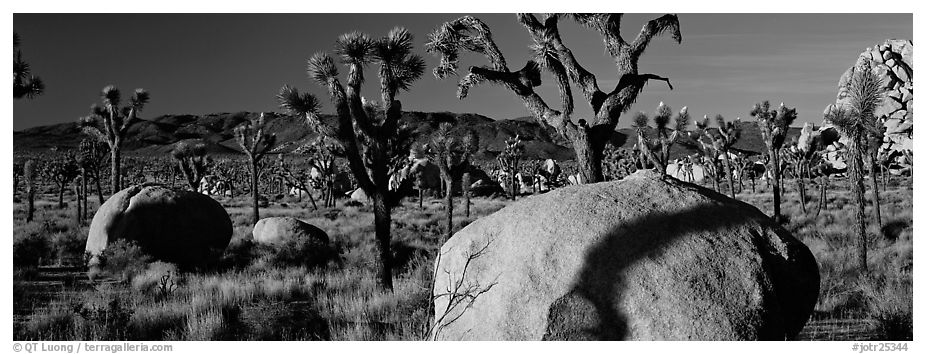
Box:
[431,170,819,340]
[252,217,330,247]
[86,184,233,269]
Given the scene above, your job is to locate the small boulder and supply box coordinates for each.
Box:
[252,217,330,247]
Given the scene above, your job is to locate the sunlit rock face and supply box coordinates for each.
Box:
[824,39,912,175]
[431,170,820,341]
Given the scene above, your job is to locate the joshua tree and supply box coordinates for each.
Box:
[44,152,80,210]
[427,14,681,183]
[24,159,37,222]
[171,141,211,192]
[826,61,886,273]
[496,135,525,200]
[79,85,150,194]
[277,27,426,291]
[427,123,479,241]
[13,32,44,99]
[631,102,690,177]
[296,135,343,208]
[273,153,319,210]
[77,138,108,207]
[235,113,277,225]
[696,115,741,199]
[750,101,798,223]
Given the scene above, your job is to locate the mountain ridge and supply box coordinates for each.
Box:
[13,110,802,161]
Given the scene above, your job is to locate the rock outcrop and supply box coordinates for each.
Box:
[431,170,819,340]
[86,184,233,270]
[824,39,912,175]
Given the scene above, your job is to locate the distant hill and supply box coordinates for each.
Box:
[13,111,801,161]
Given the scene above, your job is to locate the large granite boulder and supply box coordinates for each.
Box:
[431,170,820,340]
[86,184,233,270]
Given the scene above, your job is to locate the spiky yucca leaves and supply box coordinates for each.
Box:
[278,27,424,292]
[426,13,681,183]
[696,114,741,199]
[750,100,798,223]
[426,123,480,241]
[79,85,150,194]
[826,61,887,273]
[235,113,278,225]
[170,141,211,192]
[13,32,44,99]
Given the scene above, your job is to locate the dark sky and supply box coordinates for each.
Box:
[12,13,912,131]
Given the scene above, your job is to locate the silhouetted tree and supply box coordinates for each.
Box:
[426,14,681,183]
[632,102,690,177]
[235,113,277,226]
[750,101,798,223]
[13,32,44,99]
[427,123,479,241]
[171,141,211,192]
[496,135,525,200]
[278,27,425,291]
[696,114,741,199]
[79,85,150,194]
[44,152,80,210]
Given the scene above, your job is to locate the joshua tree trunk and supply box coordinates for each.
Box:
[249,160,260,225]
[93,171,104,205]
[443,175,454,241]
[58,184,65,209]
[849,141,868,273]
[797,162,807,214]
[815,175,828,218]
[574,134,604,184]
[769,149,783,223]
[462,172,471,218]
[869,152,882,229]
[81,169,89,221]
[74,181,82,225]
[26,187,35,222]
[721,151,736,200]
[371,192,394,291]
[418,187,424,209]
[110,144,122,193]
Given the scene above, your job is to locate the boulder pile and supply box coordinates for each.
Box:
[824,39,912,174]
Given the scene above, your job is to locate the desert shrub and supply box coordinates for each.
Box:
[262,235,338,269]
[232,300,330,340]
[14,230,52,268]
[51,229,87,265]
[860,274,912,340]
[72,296,134,340]
[96,239,152,282]
[131,262,181,297]
[219,237,259,270]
